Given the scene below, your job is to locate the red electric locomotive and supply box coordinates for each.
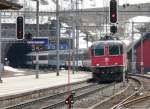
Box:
[90,40,127,82]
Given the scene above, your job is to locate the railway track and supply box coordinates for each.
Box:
[111,74,150,109]
[3,79,106,109]
[2,68,127,109]
[3,81,116,109]
[72,81,125,109]
[81,75,142,109]
[2,80,90,109]
[41,83,113,109]
[3,80,112,109]
[3,70,148,109]
[121,94,150,109]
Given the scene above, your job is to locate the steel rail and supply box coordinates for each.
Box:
[120,74,150,107]
[3,80,91,109]
[122,94,150,106]
[41,83,113,109]
[111,75,144,109]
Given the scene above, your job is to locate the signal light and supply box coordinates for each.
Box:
[110,0,117,23]
[110,25,117,34]
[65,94,74,104]
[16,16,24,40]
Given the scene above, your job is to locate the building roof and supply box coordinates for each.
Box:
[0,0,22,10]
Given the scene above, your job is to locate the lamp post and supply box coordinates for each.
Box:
[35,0,39,78]
[75,0,79,72]
[71,0,75,74]
[31,0,40,78]
[56,0,60,76]
[0,11,3,83]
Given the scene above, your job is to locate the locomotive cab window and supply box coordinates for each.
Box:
[109,45,123,55]
[94,45,104,56]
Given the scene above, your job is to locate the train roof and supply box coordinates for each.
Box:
[92,40,123,46]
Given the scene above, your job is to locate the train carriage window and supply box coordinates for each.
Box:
[30,55,36,60]
[109,45,120,55]
[27,55,35,61]
[60,54,67,60]
[94,45,104,56]
[39,55,48,60]
[49,55,56,60]
[32,56,36,61]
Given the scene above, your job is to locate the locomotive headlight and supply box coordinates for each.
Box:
[114,62,118,65]
[110,71,113,74]
[96,64,99,66]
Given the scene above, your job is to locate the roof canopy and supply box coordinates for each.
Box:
[0,0,22,10]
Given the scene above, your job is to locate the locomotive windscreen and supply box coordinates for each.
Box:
[93,45,104,56]
[109,45,123,55]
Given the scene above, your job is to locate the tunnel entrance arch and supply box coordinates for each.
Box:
[7,42,32,68]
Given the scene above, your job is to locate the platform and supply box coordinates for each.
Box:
[0,67,92,98]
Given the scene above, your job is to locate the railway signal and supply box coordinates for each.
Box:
[110,25,117,34]
[110,0,118,23]
[16,16,24,40]
[65,94,74,108]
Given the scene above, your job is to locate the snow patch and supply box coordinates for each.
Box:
[4,66,25,73]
